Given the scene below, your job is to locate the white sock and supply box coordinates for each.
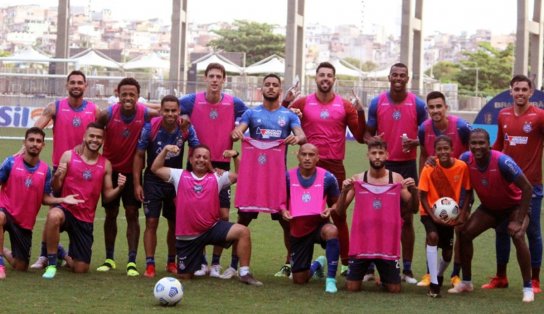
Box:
[438,257,450,277]
[239,266,250,276]
[426,245,439,284]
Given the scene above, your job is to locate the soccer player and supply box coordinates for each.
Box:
[336,138,418,293]
[179,62,248,279]
[288,62,366,274]
[0,127,82,279]
[416,91,471,287]
[151,144,262,286]
[96,77,159,276]
[30,70,100,269]
[484,74,544,293]
[449,129,534,303]
[231,73,306,277]
[418,135,472,297]
[364,63,427,283]
[281,143,340,293]
[134,95,200,278]
[42,123,126,279]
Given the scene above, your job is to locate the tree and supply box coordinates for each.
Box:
[454,42,513,97]
[208,20,285,65]
[425,61,459,83]
[343,58,379,72]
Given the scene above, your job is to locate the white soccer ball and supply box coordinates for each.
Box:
[154,277,183,306]
[432,197,460,223]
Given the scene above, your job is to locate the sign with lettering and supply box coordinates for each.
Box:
[0,106,46,128]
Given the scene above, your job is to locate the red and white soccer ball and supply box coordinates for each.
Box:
[432,197,460,223]
[154,277,183,306]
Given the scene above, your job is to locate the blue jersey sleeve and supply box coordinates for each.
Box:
[233,96,248,119]
[187,125,201,148]
[324,171,340,199]
[0,156,15,184]
[239,109,252,126]
[415,97,428,126]
[498,154,523,182]
[456,118,472,146]
[137,122,152,151]
[288,110,301,129]
[143,107,150,122]
[366,97,379,130]
[459,151,470,163]
[417,123,426,147]
[179,93,196,115]
[44,167,52,195]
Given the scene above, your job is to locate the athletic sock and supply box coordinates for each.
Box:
[106,248,114,260]
[200,254,208,266]
[211,254,221,265]
[0,255,4,266]
[128,250,137,264]
[403,260,412,273]
[239,266,250,276]
[438,257,450,277]
[451,262,461,277]
[523,280,532,288]
[426,245,439,284]
[326,239,340,278]
[57,244,66,259]
[47,253,57,267]
[309,260,321,277]
[40,241,47,257]
[167,255,175,264]
[230,254,239,270]
[146,256,155,266]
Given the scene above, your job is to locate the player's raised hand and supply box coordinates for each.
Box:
[401,177,416,189]
[283,80,300,104]
[164,144,180,154]
[341,178,354,192]
[351,88,364,111]
[62,194,85,205]
[117,173,127,188]
[55,162,68,177]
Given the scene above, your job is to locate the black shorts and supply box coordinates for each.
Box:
[477,205,517,230]
[347,258,401,285]
[0,208,32,263]
[58,206,94,264]
[385,160,418,184]
[143,173,175,220]
[420,215,454,249]
[290,223,329,273]
[238,211,282,221]
[102,171,142,209]
[176,220,233,274]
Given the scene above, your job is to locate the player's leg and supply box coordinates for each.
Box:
[68,217,94,274]
[99,171,121,272]
[210,187,231,278]
[290,232,315,284]
[346,259,370,292]
[400,211,416,283]
[275,213,292,277]
[163,193,177,274]
[43,206,66,279]
[376,259,401,293]
[321,223,339,293]
[526,187,543,292]
[0,210,6,278]
[509,213,533,302]
[124,173,142,276]
[484,221,511,289]
[449,227,462,286]
[175,237,203,281]
[143,216,159,277]
[421,216,440,296]
[225,221,262,286]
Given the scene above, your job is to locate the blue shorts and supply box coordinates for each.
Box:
[143,173,175,220]
[0,208,32,263]
[347,258,401,285]
[58,206,94,264]
[176,220,233,274]
[102,171,142,209]
[290,223,329,273]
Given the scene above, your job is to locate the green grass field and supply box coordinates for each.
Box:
[0,127,543,313]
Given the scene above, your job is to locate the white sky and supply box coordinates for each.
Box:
[3,0,518,35]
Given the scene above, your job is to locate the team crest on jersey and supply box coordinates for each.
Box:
[193,184,203,194]
[481,178,488,186]
[24,177,33,188]
[209,109,219,120]
[320,109,330,119]
[277,116,286,127]
[523,121,533,133]
[83,170,92,181]
[301,192,311,203]
[258,153,267,165]
[372,199,382,210]
[392,110,401,120]
[72,116,82,127]
[122,128,130,138]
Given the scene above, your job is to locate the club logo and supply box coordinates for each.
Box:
[24,177,33,188]
[209,109,219,120]
[83,170,92,181]
[277,116,286,127]
[193,184,203,194]
[258,153,267,165]
[372,199,382,210]
[302,192,311,203]
[72,116,82,127]
[523,121,532,133]
[392,110,401,120]
[481,178,488,186]
[122,128,130,138]
[320,110,330,119]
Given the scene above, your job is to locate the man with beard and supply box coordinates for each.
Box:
[42,123,126,279]
[364,63,427,284]
[450,129,534,303]
[336,138,418,293]
[30,71,100,269]
[0,128,83,279]
[96,78,159,277]
[232,73,306,277]
[288,62,366,275]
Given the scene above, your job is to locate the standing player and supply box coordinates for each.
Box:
[42,123,126,279]
[30,70,100,269]
[449,129,534,303]
[151,144,262,286]
[180,62,248,278]
[231,73,306,277]
[289,62,366,274]
[336,139,418,293]
[417,91,471,287]
[364,63,427,283]
[484,75,544,293]
[281,143,340,293]
[0,128,82,279]
[418,135,472,297]
[134,95,200,278]
[96,78,158,276]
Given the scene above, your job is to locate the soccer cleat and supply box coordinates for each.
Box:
[30,256,48,269]
[417,273,431,287]
[126,262,139,277]
[313,256,326,279]
[166,262,177,274]
[428,283,441,298]
[325,277,338,293]
[239,273,263,286]
[0,265,6,279]
[448,281,474,293]
[42,265,57,279]
[194,264,209,277]
[523,288,535,302]
[532,279,541,294]
[96,259,116,272]
[144,264,156,278]
[481,276,508,289]
[274,264,291,277]
[401,270,418,284]
[220,266,238,279]
[363,271,375,282]
[450,275,461,287]
[209,264,222,278]
[340,265,349,276]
